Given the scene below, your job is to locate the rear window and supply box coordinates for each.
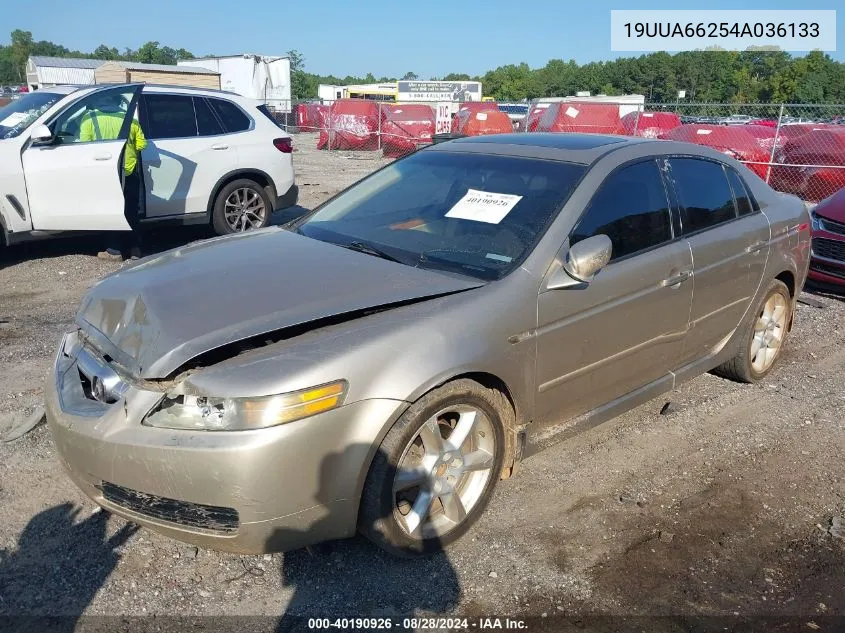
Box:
[670,158,737,234]
[726,168,758,215]
[143,94,197,139]
[209,98,251,133]
[194,97,224,136]
[257,104,284,129]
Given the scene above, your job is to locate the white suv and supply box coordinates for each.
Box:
[0,83,296,248]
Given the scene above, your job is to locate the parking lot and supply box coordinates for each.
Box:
[1,135,844,630]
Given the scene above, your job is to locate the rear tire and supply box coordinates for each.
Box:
[211,179,272,236]
[713,279,792,383]
[358,379,510,557]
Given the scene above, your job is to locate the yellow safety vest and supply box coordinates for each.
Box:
[79,110,147,175]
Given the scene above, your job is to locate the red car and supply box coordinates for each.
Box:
[809,187,845,289]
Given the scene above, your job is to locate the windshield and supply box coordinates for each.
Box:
[298,151,585,280]
[0,91,64,139]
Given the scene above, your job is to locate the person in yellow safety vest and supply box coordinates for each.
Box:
[79,92,148,261]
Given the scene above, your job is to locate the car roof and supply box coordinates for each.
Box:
[30,85,84,96]
[425,132,653,165]
[140,84,252,101]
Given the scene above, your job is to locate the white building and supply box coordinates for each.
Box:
[179,54,292,112]
[26,56,103,90]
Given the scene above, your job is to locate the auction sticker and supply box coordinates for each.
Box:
[445,189,522,224]
[0,112,27,128]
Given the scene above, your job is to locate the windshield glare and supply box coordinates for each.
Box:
[298,151,585,280]
[0,91,64,139]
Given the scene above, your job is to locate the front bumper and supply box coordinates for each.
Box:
[46,333,406,554]
[808,230,845,289]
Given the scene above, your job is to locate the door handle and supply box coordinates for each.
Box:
[662,270,691,287]
[93,153,112,161]
[211,144,229,150]
[746,240,768,254]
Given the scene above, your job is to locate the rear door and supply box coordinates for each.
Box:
[668,158,771,366]
[139,93,240,218]
[534,159,694,425]
[23,85,142,231]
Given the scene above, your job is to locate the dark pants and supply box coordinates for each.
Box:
[119,168,144,255]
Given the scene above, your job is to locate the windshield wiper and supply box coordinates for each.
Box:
[341,240,405,264]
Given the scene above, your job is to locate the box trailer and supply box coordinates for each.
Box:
[178,54,292,112]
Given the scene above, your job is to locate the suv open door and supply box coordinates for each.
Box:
[22,84,143,231]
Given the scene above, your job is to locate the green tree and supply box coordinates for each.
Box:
[92,44,119,60]
[401,71,418,80]
[10,29,33,81]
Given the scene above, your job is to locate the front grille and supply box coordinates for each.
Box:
[818,214,845,236]
[812,237,845,262]
[99,482,239,533]
[810,260,845,280]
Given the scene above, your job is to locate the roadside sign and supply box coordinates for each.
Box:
[435,102,452,134]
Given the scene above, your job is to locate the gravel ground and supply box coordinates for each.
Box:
[0,136,843,632]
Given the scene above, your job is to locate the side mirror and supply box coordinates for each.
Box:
[29,123,53,145]
[546,234,613,290]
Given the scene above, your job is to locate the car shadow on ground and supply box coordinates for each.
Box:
[271,445,461,631]
[0,205,311,267]
[0,445,461,632]
[804,281,845,303]
[0,503,138,633]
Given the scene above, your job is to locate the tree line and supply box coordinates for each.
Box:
[0,30,194,84]
[2,29,842,105]
[290,48,845,105]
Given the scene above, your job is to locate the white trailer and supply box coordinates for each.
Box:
[178,54,292,112]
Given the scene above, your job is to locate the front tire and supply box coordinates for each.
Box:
[211,179,272,235]
[358,379,509,557]
[713,279,792,383]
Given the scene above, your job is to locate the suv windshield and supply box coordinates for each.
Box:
[0,91,64,139]
[297,151,585,280]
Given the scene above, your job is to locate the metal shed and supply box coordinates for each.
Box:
[95,61,221,89]
[26,56,103,89]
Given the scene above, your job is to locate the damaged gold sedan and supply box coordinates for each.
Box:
[47,133,810,556]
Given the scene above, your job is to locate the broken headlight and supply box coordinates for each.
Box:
[142,380,347,431]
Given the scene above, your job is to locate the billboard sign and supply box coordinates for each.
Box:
[398,81,482,102]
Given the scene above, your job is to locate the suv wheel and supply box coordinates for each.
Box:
[358,379,510,557]
[713,279,792,383]
[212,179,272,235]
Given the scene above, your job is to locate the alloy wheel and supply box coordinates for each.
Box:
[224,187,267,232]
[750,292,788,373]
[392,404,496,539]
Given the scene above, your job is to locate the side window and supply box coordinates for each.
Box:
[53,88,136,144]
[208,98,251,133]
[570,160,672,261]
[194,97,224,136]
[143,94,197,140]
[670,158,737,233]
[726,168,756,216]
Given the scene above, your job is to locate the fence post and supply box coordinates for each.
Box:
[378,101,382,151]
[632,102,642,137]
[766,103,785,184]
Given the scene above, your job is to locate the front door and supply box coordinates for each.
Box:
[535,159,694,426]
[23,85,142,231]
[667,158,772,366]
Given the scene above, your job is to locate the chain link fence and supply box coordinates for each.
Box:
[266,96,845,203]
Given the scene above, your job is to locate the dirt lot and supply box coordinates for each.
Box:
[1,134,843,632]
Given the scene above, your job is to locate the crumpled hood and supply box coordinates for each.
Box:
[76,228,482,379]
